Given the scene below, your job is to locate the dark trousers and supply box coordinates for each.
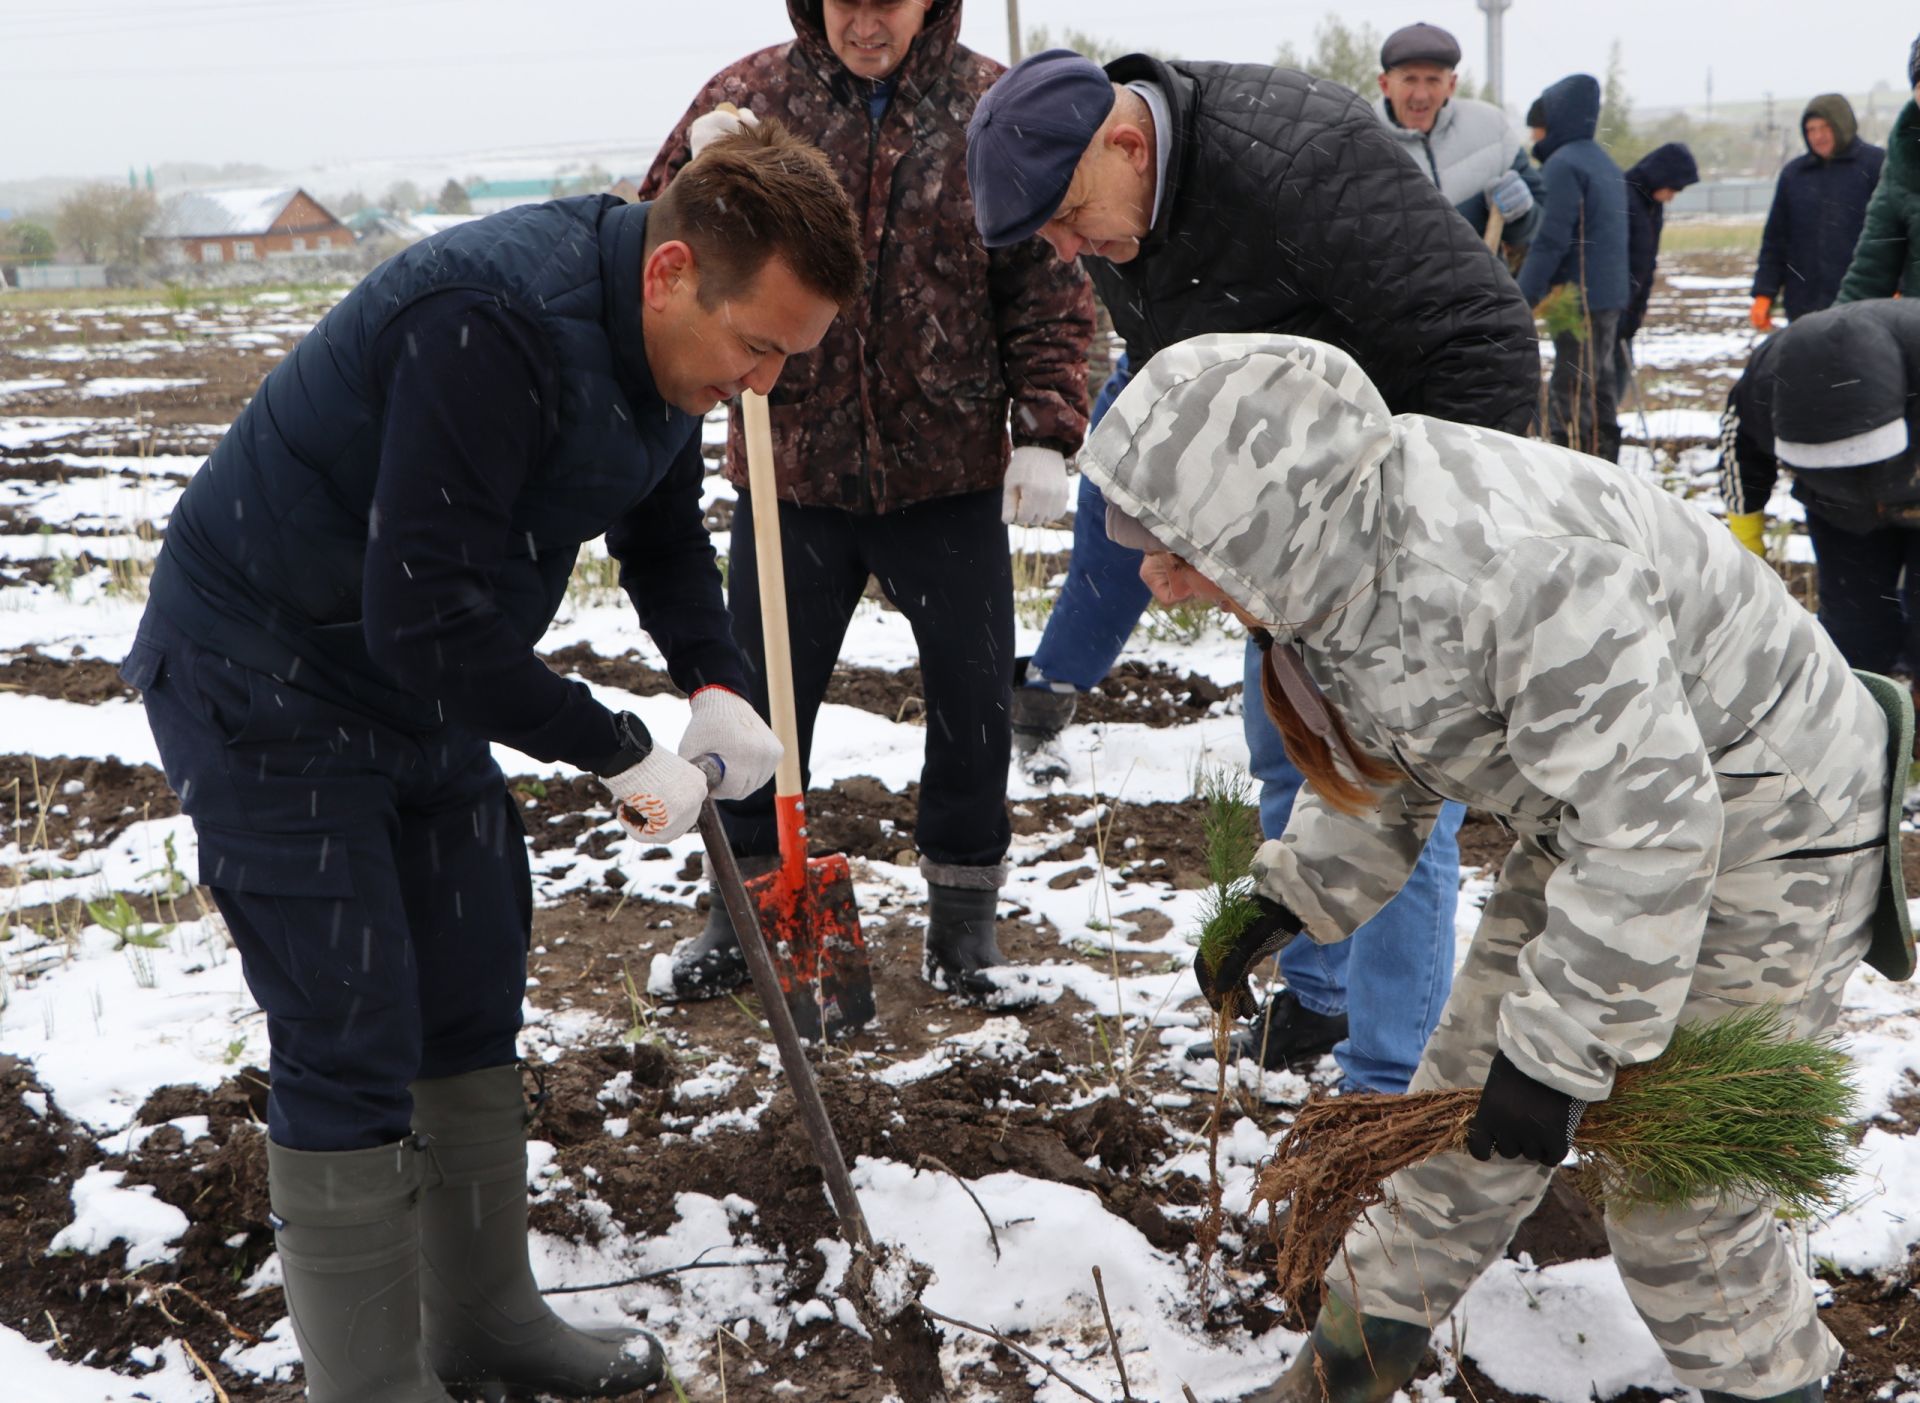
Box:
[1547,306,1622,462]
[721,488,1013,872]
[122,614,529,1151]
[1805,510,1920,677]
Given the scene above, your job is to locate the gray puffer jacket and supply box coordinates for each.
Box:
[1373,94,1543,245]
[1080,334,1888,1100]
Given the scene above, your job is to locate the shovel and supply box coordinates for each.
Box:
[696,781,949,1402]
[730,389,875,1040]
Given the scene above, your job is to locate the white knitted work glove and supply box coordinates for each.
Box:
[602,749,708,843]
[690,106,760,158]
[676,685,782,801]
[1001,446,1071,525]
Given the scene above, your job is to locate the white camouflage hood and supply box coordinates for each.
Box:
[1078,334,1394,640]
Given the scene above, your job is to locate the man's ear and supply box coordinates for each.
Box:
[1111,121,1152,174]
[642,239,697,310]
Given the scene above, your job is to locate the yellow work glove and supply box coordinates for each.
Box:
[1727,512,1767,556]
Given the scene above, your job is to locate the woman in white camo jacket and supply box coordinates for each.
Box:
[1084,332,1902,1403]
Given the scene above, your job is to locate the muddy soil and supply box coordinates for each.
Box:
[0,751,181,856]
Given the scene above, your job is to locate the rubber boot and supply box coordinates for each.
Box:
[1012,658,1076,783]
[1701,1387,1824,1403]
[412,1066,663,1398]
[266,1136,453,1403]
[666,852,779,1000]
[923,883,1008,1001]
[1185,988,1348,1070]
[1239,1292,1430,1403]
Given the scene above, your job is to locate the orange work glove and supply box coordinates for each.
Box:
[1749,296,1774,332]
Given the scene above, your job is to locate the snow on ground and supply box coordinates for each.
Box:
[5,257,1920,1400]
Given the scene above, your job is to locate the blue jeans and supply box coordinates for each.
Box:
[1243,640,1461,1093]
[1029,355,1150,691]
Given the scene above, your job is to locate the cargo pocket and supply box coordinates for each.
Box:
[118,637,164,693]
[194,822,356,897]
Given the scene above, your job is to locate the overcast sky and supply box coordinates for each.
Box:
[6,0,1917,184]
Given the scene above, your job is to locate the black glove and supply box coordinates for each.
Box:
[1466,1050,1587,1167]
[1195,895,1303,1020]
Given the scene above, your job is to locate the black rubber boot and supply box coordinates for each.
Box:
[1011,658,1076,783]
[1701,1387,1824,1403]
[412,1067,663,1399]
[1186,988,1348,1070]
[266,1136,454,1403]
[923,883,1007,1001]
[1238,1292,1430,1403]
[666,852,779,1000]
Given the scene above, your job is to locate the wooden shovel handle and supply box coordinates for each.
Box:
[741,390,805,801]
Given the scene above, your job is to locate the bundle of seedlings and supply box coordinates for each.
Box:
[1248,1007,1859,1326]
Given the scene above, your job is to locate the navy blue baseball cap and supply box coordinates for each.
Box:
[967,49,1115,248]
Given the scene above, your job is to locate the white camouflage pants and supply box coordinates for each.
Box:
[1335,822,1880,1394]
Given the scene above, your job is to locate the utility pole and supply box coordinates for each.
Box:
[1476,0,1512,109]
[1006,0,1021,64]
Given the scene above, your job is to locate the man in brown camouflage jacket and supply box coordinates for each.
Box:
[639,0,1095,1004]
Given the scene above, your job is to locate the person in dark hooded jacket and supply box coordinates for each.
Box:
[1753,94,1884,327]
[1717,299,1920,688]
[1616,142,1699,398]
[1516,74,1629,461]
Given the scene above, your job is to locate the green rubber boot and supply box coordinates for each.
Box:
[266,1136,453,1403]
[1240,1293,1430,1403]
[412,1066,663,1398]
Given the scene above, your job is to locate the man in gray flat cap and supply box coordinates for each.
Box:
[1374,21,1544,253]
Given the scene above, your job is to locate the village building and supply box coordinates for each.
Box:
[146,187,352,266]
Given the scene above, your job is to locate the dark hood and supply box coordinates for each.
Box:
[1531,73,1601,161]
[1771,304,1909,462]
[787,0,961,102]
[1625,142,1699,196]
[1802,93,1860,158]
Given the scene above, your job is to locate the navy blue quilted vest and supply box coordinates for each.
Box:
[148,197,695,727]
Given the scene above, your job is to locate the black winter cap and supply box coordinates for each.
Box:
[1772,308,1911,470]
[1380,22,1461,71]
[1909,32,1920,88]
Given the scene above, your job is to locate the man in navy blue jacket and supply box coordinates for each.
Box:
[122,124,862,1403]
[1517,74,1630,461]
[1753,94,1885,329]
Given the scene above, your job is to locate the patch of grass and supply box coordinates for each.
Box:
[1660,217,1765,255]
[565,550,624,610]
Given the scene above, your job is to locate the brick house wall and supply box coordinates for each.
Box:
[159,192,354,265]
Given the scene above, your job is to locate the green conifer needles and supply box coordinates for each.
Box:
[1193,765,1262,984]
[1577,1008,1857,1213]
[1253,1008,1860,1327]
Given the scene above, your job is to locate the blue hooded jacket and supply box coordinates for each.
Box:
[1515,74,1630,311]
[1621,142,1700,339]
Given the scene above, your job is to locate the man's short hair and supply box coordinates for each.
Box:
[1379,22,1462,72]
[648,117,864,309]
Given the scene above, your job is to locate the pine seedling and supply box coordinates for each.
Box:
[1253,1006,1861,1327]
[1575,1007,1856,1213]
[1192,763,1261,986]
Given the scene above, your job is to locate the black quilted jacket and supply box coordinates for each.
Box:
[1093,55,1540,435]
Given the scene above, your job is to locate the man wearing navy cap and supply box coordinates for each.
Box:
[973,48,1537,1132]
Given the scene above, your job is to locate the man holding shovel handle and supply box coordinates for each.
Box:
[120,121,863,1401]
